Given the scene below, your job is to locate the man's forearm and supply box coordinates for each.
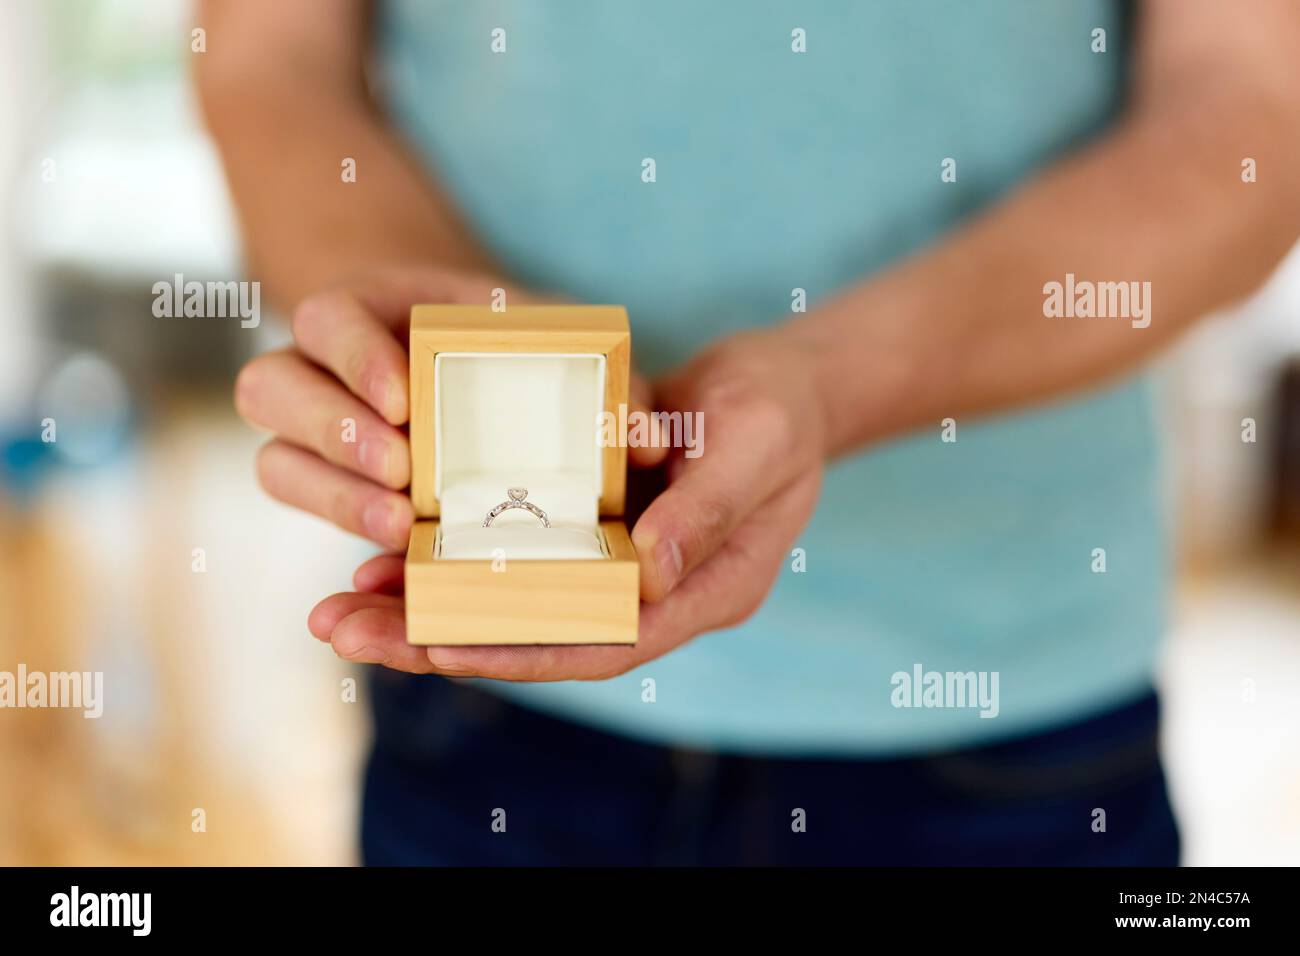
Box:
[194,1,495,311]
[789,84,1300,458]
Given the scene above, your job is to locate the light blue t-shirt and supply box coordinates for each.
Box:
[377,0,1166,755]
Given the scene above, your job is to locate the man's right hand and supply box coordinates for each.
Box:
[234,265,537,551]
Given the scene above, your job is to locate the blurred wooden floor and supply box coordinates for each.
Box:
[0,399,368,865]
[1161,549,1300,866]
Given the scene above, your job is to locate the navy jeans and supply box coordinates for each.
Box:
[362,674,1179,866]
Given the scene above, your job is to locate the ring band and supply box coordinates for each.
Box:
[483,486,550,528]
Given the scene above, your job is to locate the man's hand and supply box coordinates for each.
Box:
[307,327,825,678]
[235,265,551,551]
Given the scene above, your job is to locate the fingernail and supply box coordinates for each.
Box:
[425,649,476,675]
[655,538,684,594]
[365,373,393,416]
[388,379,406,420]
[368,375,405,424]
[359,439,391,483]
[339,643,385,664]
[363,499,397,543]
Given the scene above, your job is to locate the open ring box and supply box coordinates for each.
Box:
[404,304,639,645]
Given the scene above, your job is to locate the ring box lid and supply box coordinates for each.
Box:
[409,305,630,525]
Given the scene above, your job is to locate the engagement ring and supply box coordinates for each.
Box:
[483,487,550,528]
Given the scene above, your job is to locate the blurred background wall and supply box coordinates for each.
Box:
[0,0,368,865]
[0,1,1296,865]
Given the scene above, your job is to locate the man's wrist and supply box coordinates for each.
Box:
[775,280,929,458]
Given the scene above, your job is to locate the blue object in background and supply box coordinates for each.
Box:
[0,431,57,502]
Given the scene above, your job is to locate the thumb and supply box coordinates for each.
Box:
[630,424,777,602]
[627,370,668,468]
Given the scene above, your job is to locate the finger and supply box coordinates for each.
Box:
[290,270,563,427]
[648,470,820,636]
[235,349,409,489]
[630,408,790,602]
[256,440,413,549]
[332,606,445,674]
[310,591,440,673]
[627,371,668,469]
[418,601,703,680]
[353,552,406,595]
[308,590,403,641]
[424,636,643,682]
[290,288,410,425]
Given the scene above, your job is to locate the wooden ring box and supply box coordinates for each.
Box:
[404,304,639,646]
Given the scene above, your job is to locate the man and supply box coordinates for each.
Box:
[198,0,1300,864]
